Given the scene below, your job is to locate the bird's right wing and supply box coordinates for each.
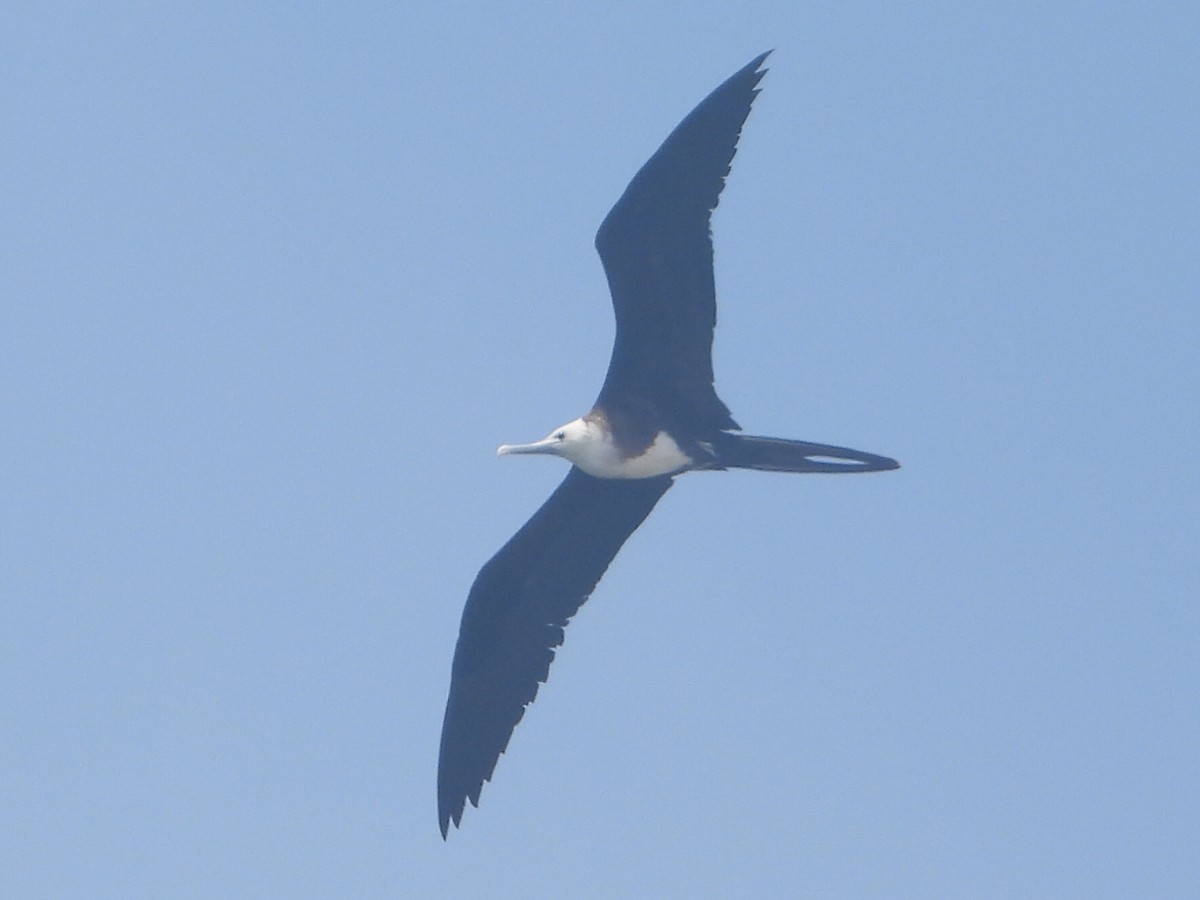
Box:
[437,467,672,837]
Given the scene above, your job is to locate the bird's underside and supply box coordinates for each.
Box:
[437,51,898,838]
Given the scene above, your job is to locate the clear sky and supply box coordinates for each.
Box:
[3,3,1198,897]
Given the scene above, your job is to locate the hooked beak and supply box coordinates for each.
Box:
[497,437,561,458]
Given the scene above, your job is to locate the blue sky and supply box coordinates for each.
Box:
[3,3,1198,897]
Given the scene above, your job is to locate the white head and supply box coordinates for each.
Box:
[496,413,691,479]
[497,417,602,468]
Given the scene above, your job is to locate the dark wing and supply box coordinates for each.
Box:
[594,51,770,432]
[438,467,672,837]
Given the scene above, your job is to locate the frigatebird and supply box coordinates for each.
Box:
[438,51,897,837]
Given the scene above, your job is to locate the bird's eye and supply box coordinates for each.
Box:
[555,431,565,440]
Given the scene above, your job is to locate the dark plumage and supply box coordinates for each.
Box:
[594,53,769,447]
[438,469,670,836]
[438,51,897,838]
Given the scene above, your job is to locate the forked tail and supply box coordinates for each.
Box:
[711,432,899,474]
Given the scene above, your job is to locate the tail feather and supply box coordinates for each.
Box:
[711,433,899,474]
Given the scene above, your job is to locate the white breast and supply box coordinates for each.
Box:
[572,430,692,479]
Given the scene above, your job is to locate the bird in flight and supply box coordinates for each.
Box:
[438,51,898,837]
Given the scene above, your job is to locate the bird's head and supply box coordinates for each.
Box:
[497,417,601,468]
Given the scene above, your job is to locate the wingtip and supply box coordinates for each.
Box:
[438,805,460,840]
[745,50,771,92]
[746,49,772,77]
[437,781,462,840]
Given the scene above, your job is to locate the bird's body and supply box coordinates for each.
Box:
[437,52,898,837]
[499,411,694,479]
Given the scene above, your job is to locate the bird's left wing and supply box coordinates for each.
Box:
[594,52,769,431]
[438,467,673,837]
